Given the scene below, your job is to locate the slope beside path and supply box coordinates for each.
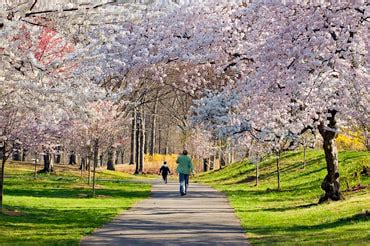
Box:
[81,180,249,246]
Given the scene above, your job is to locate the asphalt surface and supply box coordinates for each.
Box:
[81,180,248,246]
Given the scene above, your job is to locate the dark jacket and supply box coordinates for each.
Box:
[160,165,171,176]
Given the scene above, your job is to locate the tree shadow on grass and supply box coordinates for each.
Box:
[0,204,124,245]
[247,212,368,235]
[5,187,150,199]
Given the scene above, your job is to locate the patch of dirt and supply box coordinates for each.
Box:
[78,193,90,198]
[235,176,256,184]
[96,195,112,199]
[1,209,23,216]
[73,184,105,189]
[345,184,370,192]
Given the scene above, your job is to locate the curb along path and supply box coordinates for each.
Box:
[81,181,249,246]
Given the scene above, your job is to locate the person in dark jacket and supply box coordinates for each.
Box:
[159,161,171,184]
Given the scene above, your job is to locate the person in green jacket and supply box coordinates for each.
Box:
[176,150,194,196]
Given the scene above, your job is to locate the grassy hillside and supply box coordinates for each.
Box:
[0,163,151,245]
[196,150,370,245]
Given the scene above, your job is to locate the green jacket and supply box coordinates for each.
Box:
[176,155,194,175]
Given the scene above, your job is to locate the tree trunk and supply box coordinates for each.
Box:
[107,147,115,171]
[134,111,141,174]
[158,118,162,154]
[318,110,343,203]
[92,140,99,198]
[87,158,91,185]
[139,109,145,174]
[164,127,169,155]
[121,148,124,164]
[256,162,259,186]
[363,126,370,151]
[0,149,6,211]
[276,153,281,191]
[150,96,158,155]
[115,149,119,165]
[303,144,307,169]
[129,109,137,165]
[40,152,51,173]
[203,158,208,172]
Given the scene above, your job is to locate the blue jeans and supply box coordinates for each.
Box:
[179,173,189,195]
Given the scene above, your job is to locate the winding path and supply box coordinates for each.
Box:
[81,180,248,246]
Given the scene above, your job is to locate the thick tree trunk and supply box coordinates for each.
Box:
[363,126,370,151]
[107,147,115,171]
[203,158,208,172]
[39,152,51,173]
[318,110,343,203]
[129,109,137,165]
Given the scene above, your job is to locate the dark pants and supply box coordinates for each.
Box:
[179,173,189,195]
[162,174,168,184]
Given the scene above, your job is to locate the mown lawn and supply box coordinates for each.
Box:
[0,164,151,245]
[196,150,370,245]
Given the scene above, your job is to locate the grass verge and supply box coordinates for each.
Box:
[196,150,370,245]
[0,164,151,245]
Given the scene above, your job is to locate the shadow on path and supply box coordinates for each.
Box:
[81,181,248,246]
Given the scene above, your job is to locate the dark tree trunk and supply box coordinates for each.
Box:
[69,152,76,165]
[87,157,91,185]
[303,144,307,169]
[256,162,259,187]
[115,149,119,165]
[134,111,141,174]
[0,144,6,211]
[92,140,99,197]
[22,148,27,162]
[107,147,115,171]
[55,154,61,164]
[276,153,281,191]
[203,158,208,172]
[129,109,137,165]
[318,110,343,203]
[121,148,124,164]
[39,151,52,173]
[99,154,103,167]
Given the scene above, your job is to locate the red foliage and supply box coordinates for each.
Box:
[35,27,74,65]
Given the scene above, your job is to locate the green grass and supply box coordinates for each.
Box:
[0,164,151,245]
[196,150,370,245]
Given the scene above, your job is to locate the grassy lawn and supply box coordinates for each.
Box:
[196,150,370,245]
[0,164,151,245]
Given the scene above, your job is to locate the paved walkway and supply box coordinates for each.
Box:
[81,180,248,246]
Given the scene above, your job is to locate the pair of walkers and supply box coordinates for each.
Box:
[158,150,194,196]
